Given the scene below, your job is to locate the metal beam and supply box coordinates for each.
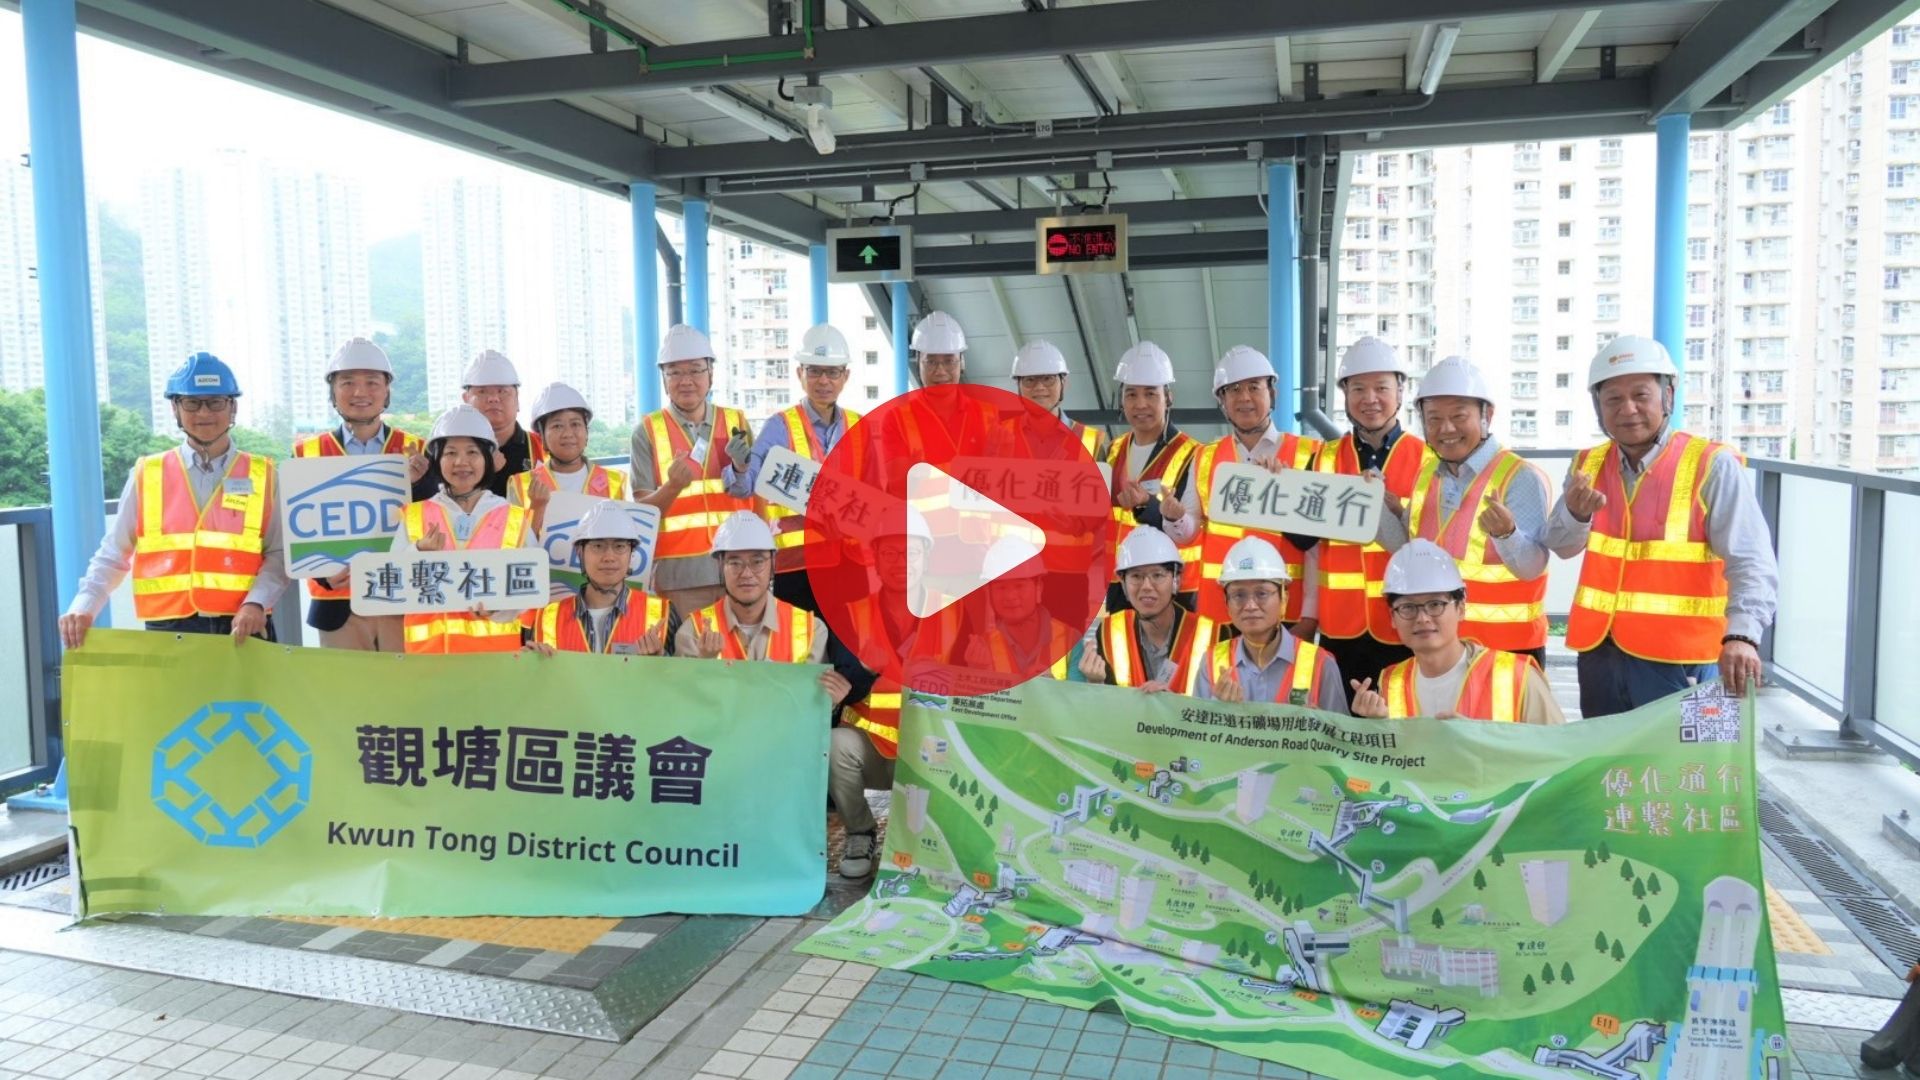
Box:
[1649,0,1836,117]
[911,230,1268,277]
[659,77,1650,180]
[447,0,1639,104]
[898,196,1263,236]
[77,0,658,181]
[1535,9,1599,82]
[705,193,837,243]
[1274,37,1294,99]
[1700,0,1920,129]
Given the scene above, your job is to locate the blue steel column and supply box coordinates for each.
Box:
[1654,113,1691,420]
[631,182,661,416]
[26,0,105,617]
[684,198,710,334]
[1267,160,1300,434]
[890,282,910,397]
[809,243,829,326]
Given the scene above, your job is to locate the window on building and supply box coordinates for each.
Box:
[1556,335,1572,351]
[1599,138,1623,167]
[1599,217,1622,243]
[1376,156,1398,178]
[1688,237,1710,260]
[865,350,879,365]
[1514,219,1539,246]
[1893,165,1915,190]
[1557,221,1573,238]
[1513,180,1540,207]
[1687,270,1711,294]
[1558,182,1573,200]
[1512,410,1538,437]
[1599,255,1622,283]
[1512,334,1539,360]
[1514,142,1540,169]
[1555,373,1570,389]
[1770,101,1792,125]
[1512,372,1538,399]
[1687,339,1707,362]
[1513,295,1539,322]
[863,316,878,331]
[1558,145,1574,162]
[1513,257,1539,284]
[865,386,880,400]
[1597,294,1620,321]
[1599,177,1623,205]
[1895,95,1918,120]
[1689,135,1712,163]
[1555,410,1572,426]
[1556,297,1572,313]
[1688,304,1709,328]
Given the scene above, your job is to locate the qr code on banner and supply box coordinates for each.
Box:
[1680,687,1741,743]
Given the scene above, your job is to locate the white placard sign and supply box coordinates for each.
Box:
[539,492,662,593]
[945,458,1113,517]
[753,445,823,513]
[279,454,411,579]
[348,548,551,616]
[1205,461,1384,543]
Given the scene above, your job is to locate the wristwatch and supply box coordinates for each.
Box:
[1720,634,1759,648]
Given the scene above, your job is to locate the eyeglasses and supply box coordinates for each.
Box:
[662,364,711,382]
[466,385,515,400]
[1390,598,1458,622]
[176,397,234,414]
[1123,568,1175,586]
[721,553,773,573]
[802,365,848,380]
[1015,375,1063,388]
[1225,586,1281,608]
[920,357,962,371]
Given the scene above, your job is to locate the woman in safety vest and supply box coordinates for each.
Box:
[526,500,678,656]
[1192,536,1347,712]
[392,404,537,654]
[510,382,631,529]
[1349,540,1564,724]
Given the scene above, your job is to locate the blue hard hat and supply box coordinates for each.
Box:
[164,352,242,399]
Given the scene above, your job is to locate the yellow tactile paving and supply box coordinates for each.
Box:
[282,915,619,953]
[1766,882,1833,956]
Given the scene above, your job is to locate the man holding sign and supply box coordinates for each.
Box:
[730,323,861,613]
[527,501,677,656]
[293,338,426,652]
[1103,342,1200,608]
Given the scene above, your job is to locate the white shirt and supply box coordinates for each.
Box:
[549,466,591,495]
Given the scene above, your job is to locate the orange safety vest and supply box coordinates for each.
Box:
[130,450,273,620]
[644,405,753,559]
[1208,638,1325,706]
[1192,433,1322,624]
[690,598,815,662]
[1314,432,1427,642]
[1565,432,1734,664]
[1407,448,1550,652]
[508,461,628,506]
[987,618,1076,681]
[1069,419,1102,457]
[1100,608,1215,695]
[1379,648,1531,721]
[293,426,426,600]
[1106,431,1201,590]
[763,404,861,575]
[399,499,531,654]
[841,600,961,759]
[534,588,669,654]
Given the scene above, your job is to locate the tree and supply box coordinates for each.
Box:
[1112,761,1128,784]
[1129,823,1141,841]
[974,794,985,812]
[969,780,979,797]
[1646,873,1662,895]
[1489,845,1505,867]
[1583,848,1597,869]
[1248,951,1263,971]
[1638,903,1652,927]
[988,795,999,812]
[1379,781,1392,795]
[1619,859,1635,881]
[983,811,994,827]
[0,388,174,508]
[1610,940,1625,962]
[949,774,960,791]
[1597,840,1611,862]
[1108,816,1120,834]
[1522,974,1537,996]
[1431,908,1445,929]
[1199,846,1211,866]
[1560,961,1574,984]
[1594,931,1609,954]
[1249,870,1262,890]
[1473,869,1487,891]
[1540,962,1555,984]
[1632,878,1646,900]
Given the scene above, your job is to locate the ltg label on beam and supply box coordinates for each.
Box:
[1035,213,1128,276]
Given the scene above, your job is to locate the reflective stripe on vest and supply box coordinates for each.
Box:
[1209,638,1322,706]
[399,499,530,654]
[1103,609,1215,695]
[646,406,754,559]
[535,590,669,653]
[1380,649,1526,722]
[765,406,862,571]
[1314,432,1426,642]
[131,451,271,620]
[988,621,1074,680]
[841,600,960,759]
[1564,433,1731,663]
[1073,421,1102,457]
[692,599,814,662]
[509,462,625,505]
[1407,448,1549,651]
[1106,432,1201,589]
[1193,434,1319,624]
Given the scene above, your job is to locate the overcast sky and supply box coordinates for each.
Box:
[0,9,595,242]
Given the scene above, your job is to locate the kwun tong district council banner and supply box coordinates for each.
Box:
[64,630,830,918]
[798,678,1786,1079]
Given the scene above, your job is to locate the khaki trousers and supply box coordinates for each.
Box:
[829,725,894,836]
[318,613,407,652]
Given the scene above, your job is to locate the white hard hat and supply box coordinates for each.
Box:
[1337,336,1409,384]
[1413,356,1494,405]
[658,324,716,367]
[1383,538,1466,596]
[710,510,777,554]
[461,349,520,388]
[574,501,642,545]
[1216,535,1291,585]
[910,310,968,355]
[530,381,593,428]
[1212,345,1274,393]
[428,403,496,448]
[326,337,393,379]
[907,507,933,546]
[1115,527,1182,573]
[1115,341,1175,387]
[794,324,852,366]
[1588,334,1677,390]
[1011,341,1069,377]
[981,536,1044,580]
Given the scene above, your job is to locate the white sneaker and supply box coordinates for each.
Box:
[840,833,877,879]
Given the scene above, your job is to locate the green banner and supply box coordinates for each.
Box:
[800,678,1786,1079]
[66,630,830,918]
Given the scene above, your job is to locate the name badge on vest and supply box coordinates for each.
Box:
[221,476,253,513]
[612,642,639,656]
[690,438,710,466]
[224,477,253,496]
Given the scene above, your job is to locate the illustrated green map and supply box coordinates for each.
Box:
[800,678,1785,1079]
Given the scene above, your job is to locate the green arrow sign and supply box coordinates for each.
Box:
[859,245,879,265]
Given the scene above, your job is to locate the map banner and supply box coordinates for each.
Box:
[799,678,1785,1079]
[1207,461,1383,543]
[65,629,830,918]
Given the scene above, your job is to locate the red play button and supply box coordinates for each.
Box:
[806,384,1114,695]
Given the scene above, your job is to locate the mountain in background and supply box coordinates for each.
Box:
[369,232,426,414]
